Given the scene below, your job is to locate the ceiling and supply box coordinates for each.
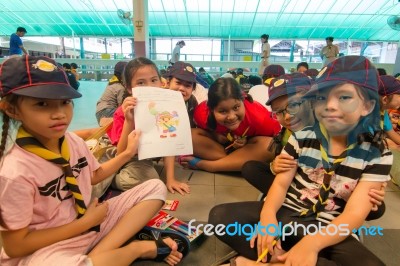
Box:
[0,0,400,41]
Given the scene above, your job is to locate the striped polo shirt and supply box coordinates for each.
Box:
[282,126,392,223]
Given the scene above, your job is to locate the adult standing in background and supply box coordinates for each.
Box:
[320,36,339,67]
[258,34,270,76]
[169,40,185,65]
[9,27,28,56]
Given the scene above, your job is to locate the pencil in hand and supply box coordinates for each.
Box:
[224,127,250,150]
[256,221,293,263]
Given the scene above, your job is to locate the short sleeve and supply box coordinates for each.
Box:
[193,102,209,129]
[107,106,125,145]
[360,148,392,182]
[0,177,35,231]
[282,134,300,160]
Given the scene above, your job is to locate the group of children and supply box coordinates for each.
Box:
[0,53,397,266]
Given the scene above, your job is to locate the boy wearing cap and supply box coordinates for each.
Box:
[378,75,400,148]
[242,73,314,193]
[0,55,182,265]
[165,61,198,128]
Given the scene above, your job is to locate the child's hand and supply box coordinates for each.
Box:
[125,130,141,157]
[369,182,387,211]
[166,179,191,195]
[122,96,137,121]
[232,136,247,149]
[277,236,318,266]
[271,154,297,174]
[83,198,109,228]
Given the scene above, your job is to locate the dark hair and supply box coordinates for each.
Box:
[199,67,205,72]
[0,95,20,162]
[17,27,27,33]
[248,75,262,86]
[394,73,400,78]
[325,36,334,42]
[123,57,160,93]
[261,34,269,40]
[70,63,78,69]
[62,63,71,70]
[377,68,387,76]
[206,78,249,130]
[297,62,309,71]
[177,40,185,46]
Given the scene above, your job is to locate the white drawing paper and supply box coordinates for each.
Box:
[132,86,193,160]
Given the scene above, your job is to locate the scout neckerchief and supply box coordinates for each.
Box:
[268,127,292,156]
[380,110,385,130]
[299,123,356,219]
[16,127,99,231]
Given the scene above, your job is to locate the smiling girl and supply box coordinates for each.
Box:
[180,77,280,172]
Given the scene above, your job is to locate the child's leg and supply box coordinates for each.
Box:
[89,238,181,266]
[89,179,166,254]
[112,158,159,191]
[321,236,385,266]
[189,136,275,172]
[191,128,227,160]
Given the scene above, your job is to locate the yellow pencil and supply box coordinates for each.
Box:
[225,127,250,150]
[256,221,293,263]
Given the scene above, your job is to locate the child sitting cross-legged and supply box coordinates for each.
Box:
[0,56,188,266]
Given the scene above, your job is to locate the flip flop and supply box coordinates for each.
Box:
[136,226,191,259]
[178,155,202,170]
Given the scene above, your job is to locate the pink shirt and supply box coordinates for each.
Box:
[0,132,100,232]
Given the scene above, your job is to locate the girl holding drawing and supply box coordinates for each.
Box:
[107,57,190,195]
[179,77,281,172]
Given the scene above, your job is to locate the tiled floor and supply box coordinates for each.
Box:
[2,81,399,266]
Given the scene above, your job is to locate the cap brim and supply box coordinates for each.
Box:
[12,84,82,99]
[266,91,287,105]
[304,80,344,98]
[170,74,196,84]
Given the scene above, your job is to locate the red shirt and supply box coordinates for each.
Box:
[194,99,281,138]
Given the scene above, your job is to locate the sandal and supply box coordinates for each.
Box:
[178,155,202,170]
[136,226,191,259]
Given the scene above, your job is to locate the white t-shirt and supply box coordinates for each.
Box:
[248,84,272,111]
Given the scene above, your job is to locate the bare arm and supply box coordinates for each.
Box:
[164,156,190,195]
[386,129,400,145]
[20,45,28,55]
[92,130,140,185]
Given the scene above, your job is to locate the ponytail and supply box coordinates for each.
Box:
[0,95,21,164]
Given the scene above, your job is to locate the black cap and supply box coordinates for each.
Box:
[167,61,196,83]
[266,73,312,105]
[0,55,82,99]
[306,55,378,97]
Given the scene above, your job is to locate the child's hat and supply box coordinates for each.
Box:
[378,75,400,96]
[263,64,285,79]
[266,73,312,105]
[0,55,82,99]
[306,55,378,96]
[167,61,196,83]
